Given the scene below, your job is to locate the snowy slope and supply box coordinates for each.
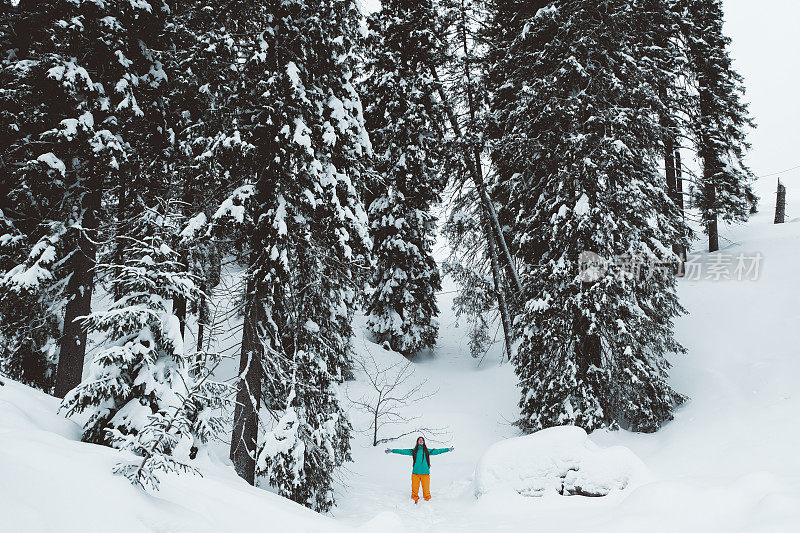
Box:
[592,205,800,530]
[0,378,351,533]
[332,205,800,532]
[3,202,800,532]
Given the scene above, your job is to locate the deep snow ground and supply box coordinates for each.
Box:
[331,203,800,532]
[0,378,352,533]
[3,197,800,532]
[332,301,519,530]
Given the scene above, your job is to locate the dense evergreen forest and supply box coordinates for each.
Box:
[0,0,753,511]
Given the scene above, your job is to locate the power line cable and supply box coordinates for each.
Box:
[755,164,800,179]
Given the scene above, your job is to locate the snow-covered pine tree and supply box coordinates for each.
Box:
[61,206,224,489]
[360,0,446,356]
[0,0,171,397]
[162,0,242,342]
[0,0,92,392]
[215,0,370,512]
[680,0,756,252]
[0,210,60,389]
[487,0,687,432]
[251,0,371,509]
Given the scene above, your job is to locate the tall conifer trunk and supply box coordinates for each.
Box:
[664,135,687,273]
[672,149,687,273]
[230,273,262,484]
[54,178,102,398]
[706,198,720,252]
[699,79,720,252]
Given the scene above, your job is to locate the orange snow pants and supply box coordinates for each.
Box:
[411,474,431,502]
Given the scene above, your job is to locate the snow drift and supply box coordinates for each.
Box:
[473,426,651,498]
[0,377,352,533]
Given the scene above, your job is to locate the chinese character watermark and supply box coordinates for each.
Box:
[683,252,763,281]
[579,251,763,282]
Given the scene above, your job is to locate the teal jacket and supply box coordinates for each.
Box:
[390,447,451,475]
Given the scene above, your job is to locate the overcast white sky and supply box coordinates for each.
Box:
[723,0,800,201]
[359,0,800,203]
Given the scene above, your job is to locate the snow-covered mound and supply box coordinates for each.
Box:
[0,378,352,533]
[474,426,651,498]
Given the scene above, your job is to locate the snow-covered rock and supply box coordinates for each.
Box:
[473,426,651,498]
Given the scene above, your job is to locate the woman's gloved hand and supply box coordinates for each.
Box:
[385,448,391,454]
[449,446,455,451]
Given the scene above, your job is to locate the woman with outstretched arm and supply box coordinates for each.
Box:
[385,436,454,503]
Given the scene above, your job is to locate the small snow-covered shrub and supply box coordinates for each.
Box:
[474,426,650,498]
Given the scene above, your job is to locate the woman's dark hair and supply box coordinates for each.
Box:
[412,436,430,468]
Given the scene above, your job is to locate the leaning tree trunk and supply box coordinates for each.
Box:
[429,66,523,299]
[473,149,522,297]
[54,177,102,398]
[483,210,514,362]
[456,0,522,299]
[429,68,517,360]
[230,273,262,485]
